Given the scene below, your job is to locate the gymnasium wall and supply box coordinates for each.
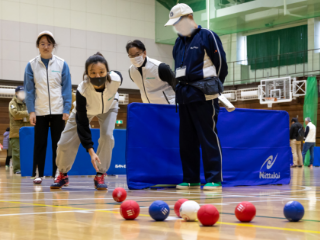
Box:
[0,0,174,89]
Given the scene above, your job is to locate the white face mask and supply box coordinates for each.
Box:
[174,17,196,36]
[130,55,145,68]
[17,91,25,101]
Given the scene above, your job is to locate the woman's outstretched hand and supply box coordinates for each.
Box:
[88,148,101,172]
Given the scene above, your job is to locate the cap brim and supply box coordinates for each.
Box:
[164,17,181,26]
[37,33,54,40]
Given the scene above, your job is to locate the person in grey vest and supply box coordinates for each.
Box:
[127,40,176,104]
[302,117,316,169]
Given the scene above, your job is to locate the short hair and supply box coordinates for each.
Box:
[126,40,146,53]
[305,117,311,122]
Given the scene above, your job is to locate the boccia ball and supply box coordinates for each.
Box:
[235,201,256,222]
[197,204,220,226]
[112,187,127,202]
[120,200,140,220]
[149,200,170,221]
[180,200,200,221]
[174,199,189,218]
[283,201,304,222]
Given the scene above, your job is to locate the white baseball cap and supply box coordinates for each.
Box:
[164,3,193,27]
[37,30,54,40]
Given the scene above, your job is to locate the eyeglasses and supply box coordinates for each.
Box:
[128,51,143,58]
[40,43,52,48]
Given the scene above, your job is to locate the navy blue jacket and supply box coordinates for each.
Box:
[173,25,228,104]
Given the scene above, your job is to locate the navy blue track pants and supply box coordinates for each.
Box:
[179,99,222,183]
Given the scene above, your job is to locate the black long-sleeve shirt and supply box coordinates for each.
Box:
[76,90,93,151]
[305,126,309,138]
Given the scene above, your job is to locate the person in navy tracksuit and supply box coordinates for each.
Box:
[165,3,228,190]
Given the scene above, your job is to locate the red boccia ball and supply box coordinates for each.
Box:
[197,204,220,226]
[120,200,140,220]
[235,201,256,222]
[112,187,127,202]
[174,199,189,218]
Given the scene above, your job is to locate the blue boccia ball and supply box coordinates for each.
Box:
[149,200,170,221]
[283,201,304,222]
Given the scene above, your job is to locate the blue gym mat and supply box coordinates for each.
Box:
[126,103,292,190]
[19,127,126,176]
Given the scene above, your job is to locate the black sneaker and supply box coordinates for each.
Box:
[94,174,107,190]
[50,172,69,189]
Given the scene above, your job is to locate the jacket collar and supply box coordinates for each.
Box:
[14,96,24,105]
[36,54,55,65]
[179,25,202,43]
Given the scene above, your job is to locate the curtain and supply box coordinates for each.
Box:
[247,31,279,70]
[303,76,318,166]
[279,25,308,66]
[247,25,308,70]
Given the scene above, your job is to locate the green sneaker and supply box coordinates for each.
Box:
[176,182,201,190]
[203,182,222,190]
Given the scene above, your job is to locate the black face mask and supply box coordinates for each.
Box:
[89,76,107,87]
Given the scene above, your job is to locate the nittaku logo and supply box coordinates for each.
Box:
[259,154,280,179]
[115,164,126,168]
[190,46,198,49]
[170,11,174,17]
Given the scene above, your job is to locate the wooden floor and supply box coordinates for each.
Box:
[0,167,319,240]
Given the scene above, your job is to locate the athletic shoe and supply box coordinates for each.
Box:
[5,165,9,170]
[298,165,303,168]
[290,165,297,168]
[176,182,201,190]
[50,173,69,189]
[33,177,42,184]
[15,170,21,174]
[203,182,222,190]
[94,174,108,190]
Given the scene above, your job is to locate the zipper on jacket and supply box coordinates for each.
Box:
[140,70,150,103]
[45,63,52,115]
[101,92,104,114]
[163,91,170,104]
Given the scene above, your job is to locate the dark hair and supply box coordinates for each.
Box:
[83,52,111,82]
[6,127,10,132]
[36,35,57,48]
[126,40,146,53]
[291,118,298,123]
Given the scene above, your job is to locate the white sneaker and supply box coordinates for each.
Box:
[33,177,42,184]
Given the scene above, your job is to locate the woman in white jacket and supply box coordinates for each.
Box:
[51,52,121,190]
[24,31,72,183]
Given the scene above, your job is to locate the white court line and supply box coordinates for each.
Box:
[0,207,149,217]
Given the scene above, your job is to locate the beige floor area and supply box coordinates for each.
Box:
[0,167,319,240]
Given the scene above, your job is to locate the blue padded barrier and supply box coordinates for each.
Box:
[313,147,320,167]
[19,127,126,176]
[126,103,292,190]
